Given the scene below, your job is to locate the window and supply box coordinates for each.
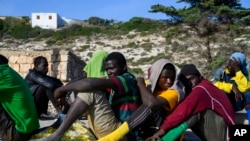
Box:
[36,15,40,19]
[49,15,52,20]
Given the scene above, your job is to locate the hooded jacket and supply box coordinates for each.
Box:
[149,59,187,105]
[160,78,235,132]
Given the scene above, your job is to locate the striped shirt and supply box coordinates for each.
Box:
[108,72,141,122]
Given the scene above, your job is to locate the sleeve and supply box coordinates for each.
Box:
[232,71,250,93]
[158,89,178,111]
[30,72,63,90]
[109,75,129,95]
[162,122,188,141]
[160,87,209,132]
[214,81,233,94]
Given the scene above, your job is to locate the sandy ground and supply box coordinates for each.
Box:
[38,109,248,141]
[39,119,202,141]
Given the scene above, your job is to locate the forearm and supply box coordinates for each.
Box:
[160,91,201,131]
[138,84,158,107]
[67,77,85,85]
[55,78,115,98]
[162,122,188,141]
[31,73,62,89]
[62,79,93,92]
[214,81,233,94]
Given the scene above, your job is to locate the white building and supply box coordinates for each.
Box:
[31,13,65,29]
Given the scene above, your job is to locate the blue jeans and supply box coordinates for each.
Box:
[234,91,250,111]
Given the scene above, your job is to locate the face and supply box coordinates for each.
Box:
[185,74,201,88]
[105,60,125,77]
[226,59,236,75]
[157,68,175,91]
[35,59,48,74]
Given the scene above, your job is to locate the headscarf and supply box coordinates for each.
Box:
[230,52,249,77]
[83,50,108,78]
[149,59,186,102]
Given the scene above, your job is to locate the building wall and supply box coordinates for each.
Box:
[31,13,64,29]
[0,16,6,20]
[0,49,85,82]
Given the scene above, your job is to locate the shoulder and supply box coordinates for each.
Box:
[193,79,216,93]
[114,72,136,81]
[122,72,135,78]
[158,89,178,97]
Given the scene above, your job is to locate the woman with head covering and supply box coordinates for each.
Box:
[211,52,250,123]
[99,59,191,141]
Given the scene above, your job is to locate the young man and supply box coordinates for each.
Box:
[147,64,235,141]
[99,59,191,141]
[0,54,39,141]
[25,56,67,118]
[36,52,141,141]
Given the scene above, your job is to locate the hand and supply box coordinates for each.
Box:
[54,87,65,99]
[145,128,165,141]
[137,77,146,87]
[232,84,243,101]
[58,97,67,106]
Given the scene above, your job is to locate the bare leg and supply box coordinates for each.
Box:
[35,97,89,141]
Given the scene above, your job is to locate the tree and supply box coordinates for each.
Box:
[0,19,9,37]
[149,0,250,67]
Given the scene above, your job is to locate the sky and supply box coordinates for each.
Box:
[0,0,250,22]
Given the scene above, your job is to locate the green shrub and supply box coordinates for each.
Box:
[9,24,32,39]
[45,39,56,45]
[78,45,90,52]
[36,29,55,39]
[165,26,181,42]
[141,42,153,52]
[206,56,227,70]
[129,68,144,75]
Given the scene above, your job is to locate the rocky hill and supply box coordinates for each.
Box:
[1,29,250,78]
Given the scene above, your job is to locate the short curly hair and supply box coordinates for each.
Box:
[34,56,47,67]
[105,52,127,69]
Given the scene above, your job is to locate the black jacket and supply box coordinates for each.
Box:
[25,69,63,95]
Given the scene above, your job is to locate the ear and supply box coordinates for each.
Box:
[123,65,127,71]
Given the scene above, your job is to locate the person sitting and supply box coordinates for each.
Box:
[146,64,235,141]
[0,54,40,141]
[211,52,250,123]
[25,56,66,119]
[35,52,141,141]
[51,50,109,128]
[99,59,191,141]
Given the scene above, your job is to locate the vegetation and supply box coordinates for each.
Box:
[1,1,250,76]
[150,0,250,70]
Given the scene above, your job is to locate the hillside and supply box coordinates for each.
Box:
[1,26,250,78]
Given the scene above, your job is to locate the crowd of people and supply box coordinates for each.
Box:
[0,50,249,141]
